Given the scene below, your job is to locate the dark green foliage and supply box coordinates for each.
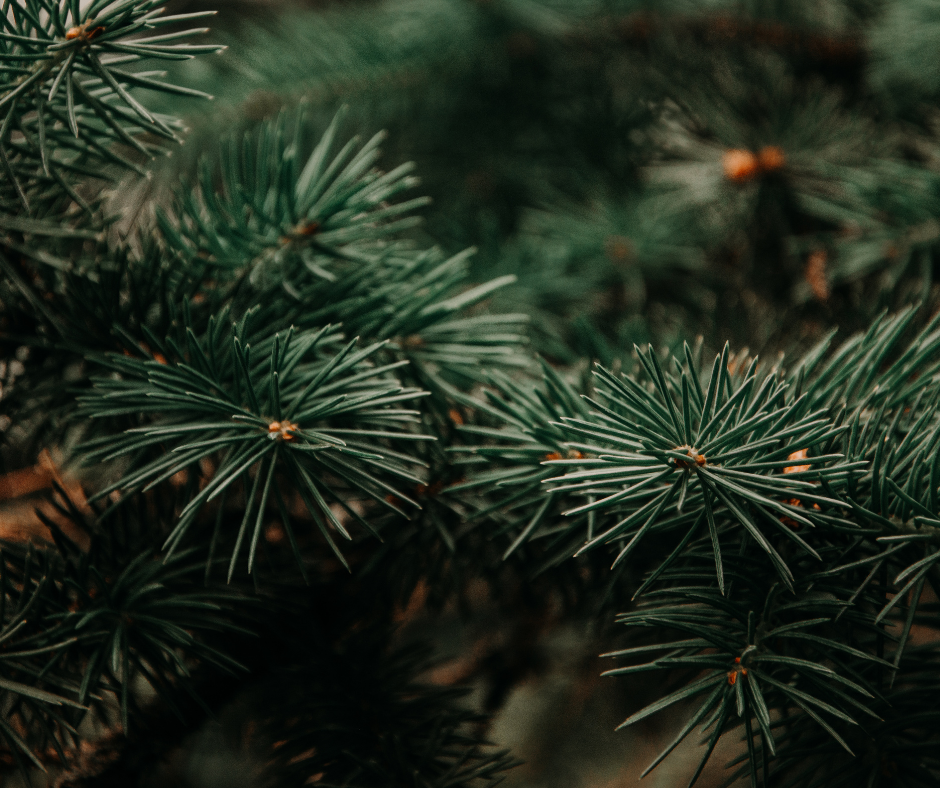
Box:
[479,199,706,363]
[0,0,221,216]
[5,1,940,787]
[257,635,516,788]
[0,237,213,452]
[869,0,940,111]
[451,359,596,569]
[749,644,940,788]
[0,497,248,774]
[549,344,860,586]
[0,4,519,783]
[149,0,940,355]
[458,311,940,784]
[605,550,883,783]
[275,245,530,391]
[157,107,529,390]
[78,314,431,576]
[159,108,430,285]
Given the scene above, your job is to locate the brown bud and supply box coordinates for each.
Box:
[723,149,760,183]
[758,145,785,173]
[805,250,829,301]
[268,420,299,441]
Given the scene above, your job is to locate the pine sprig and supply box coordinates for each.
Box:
[280,246,529,390]
[450,358,595,567]
[467,314,940,785]
[546,344,860,588]
[77,312,431,576]
[158,107,430,287]
[743,644,940,788]
[604,547,887,786]
[0,501,250,777]
[0,0,222,214]
[157,110,529,388]
[792,308,940,673]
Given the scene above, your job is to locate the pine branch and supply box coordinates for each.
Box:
[0,495,251,780]
[463,309,940,784]
[0,0,222,218]
[77,314,431,576]
[158,107,429,286]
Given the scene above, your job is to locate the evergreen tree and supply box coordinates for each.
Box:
[2,1,940,786]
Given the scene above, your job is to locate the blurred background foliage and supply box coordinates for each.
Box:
[138,0,940,366]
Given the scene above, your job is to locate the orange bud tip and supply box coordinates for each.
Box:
[758,145,785,172]
[805,250,830,301]
[65,24,104,41]
[268,420,299,441]
[723,149,760,183]
[784,448,811,474]
[674,446,707,469]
